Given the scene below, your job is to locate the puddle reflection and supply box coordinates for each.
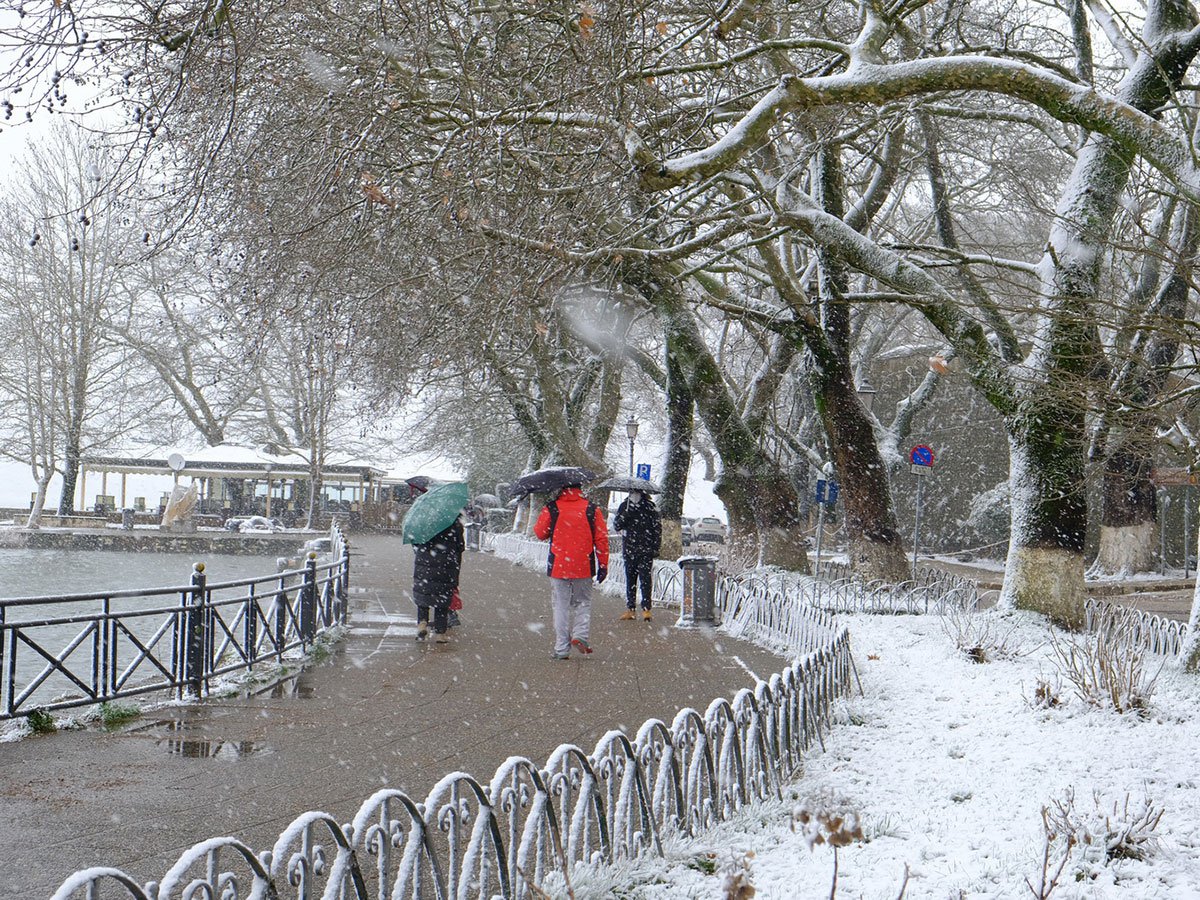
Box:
[246,672,316,699]
[127,719,271,758]
[163,737,264,758]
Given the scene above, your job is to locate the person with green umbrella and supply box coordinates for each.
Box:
[404,482,468,643]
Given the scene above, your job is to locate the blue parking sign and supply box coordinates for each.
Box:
[636,463,651,480]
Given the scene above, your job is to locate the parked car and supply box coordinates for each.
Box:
[692,516,726,543]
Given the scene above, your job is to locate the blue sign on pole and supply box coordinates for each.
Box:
[636,463,651,480]
[815,479,827,502]
[826,481,839,505]
[910,445,935,467]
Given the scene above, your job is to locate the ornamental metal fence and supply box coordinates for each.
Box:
[1084,596,1189,657]
[730,562,979,617]
[1,525,350,720]
[51,533,856,900]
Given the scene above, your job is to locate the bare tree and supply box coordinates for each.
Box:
[0,123,161,517]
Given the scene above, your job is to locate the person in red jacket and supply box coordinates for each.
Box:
[534,483,609,659]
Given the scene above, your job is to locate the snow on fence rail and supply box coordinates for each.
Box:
[49,533,855,900]
[0,525,351,720]
[1085,596,1189,657]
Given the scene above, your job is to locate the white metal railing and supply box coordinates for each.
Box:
[1085,596,1189,656]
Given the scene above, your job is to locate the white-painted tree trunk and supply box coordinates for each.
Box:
[1094,523,1157,576]
[997,544,1086,629]
[996,439,1087,628]
[25,475,51,530]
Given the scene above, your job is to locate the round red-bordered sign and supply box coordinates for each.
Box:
[910,445,935,467]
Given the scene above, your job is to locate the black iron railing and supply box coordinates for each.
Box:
[0,526,350,720]
[51,532,855,900]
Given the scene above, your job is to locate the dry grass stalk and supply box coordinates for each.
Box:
[1027,673,1063,710]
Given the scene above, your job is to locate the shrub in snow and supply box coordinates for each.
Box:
[1027,672,1064,709]
[941,607,1026,663]
[965,480,1011,547]
[1043,788,1164,864]
[1048,621,1161,715]
[25,707,55,734]
[720,851,756,899]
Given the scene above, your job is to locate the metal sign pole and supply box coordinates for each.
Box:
[814,501,826,575]
[911,474,924,581]
[1185,486,1192,580]
[813,478,827,575]
[1160,489,1170,576]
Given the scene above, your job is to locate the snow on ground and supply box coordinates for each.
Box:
[593,611,1200,899]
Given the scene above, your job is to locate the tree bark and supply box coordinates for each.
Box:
[1177,524,1200,671]
[1096,444,1158,573]
[26,472,51,529]
[657,284,809,570]
[659,328,693,560]
[808,145,909,581]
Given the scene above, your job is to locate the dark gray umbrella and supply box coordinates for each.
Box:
[596,475,662,494]
[405,475,434,493]
[511,466,599,496]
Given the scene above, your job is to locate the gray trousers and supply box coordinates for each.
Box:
[550,577,593,655]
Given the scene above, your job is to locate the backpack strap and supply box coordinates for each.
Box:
[545,500,559,575]
[586,502,598,575]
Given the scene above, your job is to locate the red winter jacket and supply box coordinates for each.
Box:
[534,487,610,579]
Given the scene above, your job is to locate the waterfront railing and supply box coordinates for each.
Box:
[50,533,857,900]
[0,524,350,720]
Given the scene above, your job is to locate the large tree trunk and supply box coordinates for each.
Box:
[1179,522,1200,670]
[58,441,81,515]
[998,0,1200,621]
[1094,212,1194,574]
[658,283,809,570]
[659,329,693,560]
[815,367,909,580]
[999,393,1090,628]
[808,146,909,581]
[1095,444,1157,574]
[26,472,51,529]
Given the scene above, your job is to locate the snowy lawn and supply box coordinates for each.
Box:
[584,611,1200,899]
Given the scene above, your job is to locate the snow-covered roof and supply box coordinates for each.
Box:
[81,444,388,481]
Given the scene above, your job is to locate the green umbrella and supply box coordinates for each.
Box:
[402,481,469,545]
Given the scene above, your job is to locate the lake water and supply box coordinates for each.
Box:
[0,547,296,600]
[0,547,311,715]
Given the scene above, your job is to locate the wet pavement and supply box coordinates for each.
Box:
[0,534,787,899]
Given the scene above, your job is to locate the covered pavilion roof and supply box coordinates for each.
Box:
[82,445,388,482]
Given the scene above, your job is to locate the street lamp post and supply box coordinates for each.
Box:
[856,378,877,413]
[625,415,639,476]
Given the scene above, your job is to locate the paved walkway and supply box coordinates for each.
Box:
[0,535,787,900]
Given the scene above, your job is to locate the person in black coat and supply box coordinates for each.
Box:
[412,518,464,643]
[612,491,662,621]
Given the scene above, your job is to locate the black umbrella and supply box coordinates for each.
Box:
[511,466,599,497]
[596,475,662,494]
